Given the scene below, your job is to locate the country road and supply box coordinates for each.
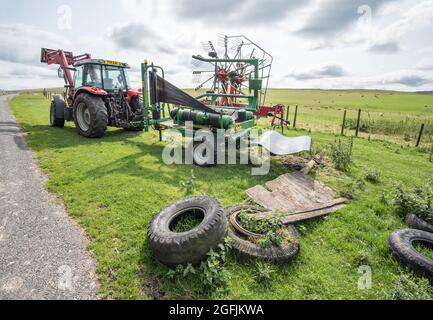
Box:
[0,95,98,300]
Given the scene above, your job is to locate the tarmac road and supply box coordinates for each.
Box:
[0,95,98,300]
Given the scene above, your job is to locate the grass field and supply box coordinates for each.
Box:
[8,93,433,300]
[188,89,433,147]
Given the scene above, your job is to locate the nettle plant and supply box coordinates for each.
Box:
[393,182,433,223]
[165,237,232,295]
[329,137,354,172]
[237,210,292,248]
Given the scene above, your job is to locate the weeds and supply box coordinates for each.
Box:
[329,137,353,172]
[253,261,276,288]
[238,211,286,248]
[365,169,381,184]
[379,190,388,204]
[341,177,366,200]
[170,210,203,233]
[389,273,433,300]
[165,238,232,295]
[180,169,196,196]
[393,182,433,223]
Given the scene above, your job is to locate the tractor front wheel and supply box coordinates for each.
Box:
[50,95,65,128]
[73,93,108,138]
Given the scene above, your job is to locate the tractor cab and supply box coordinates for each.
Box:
[73,59,131,93]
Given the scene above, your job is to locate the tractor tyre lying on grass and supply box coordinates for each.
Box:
[148,196,227,266]
[50,95,65,128]
[388,229,433,279]
[405,214,433,234]
[225,205,300,264]
[73,93,108,138]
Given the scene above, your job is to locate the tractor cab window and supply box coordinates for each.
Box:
[74,65,84,89]
[83,64,102,88]
[102,66,128,91]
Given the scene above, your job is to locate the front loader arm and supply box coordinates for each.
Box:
[40,48,91,87]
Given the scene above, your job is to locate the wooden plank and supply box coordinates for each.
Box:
[282,203,347,224]
[245,172,348,223]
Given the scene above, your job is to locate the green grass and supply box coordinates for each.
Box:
[170,209,204,233]
[8,93,433,300]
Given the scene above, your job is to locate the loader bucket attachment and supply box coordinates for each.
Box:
[40,48,74,64]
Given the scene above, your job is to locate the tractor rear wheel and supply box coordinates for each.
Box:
[73,93,108,138]
[50,95,65,128]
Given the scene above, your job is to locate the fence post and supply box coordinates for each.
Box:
[429,143,433,162]
[285,105,290,122]
[293,105,298,128]
[355,109,361,137]
[341,109,347,136]
[416,123,425,147]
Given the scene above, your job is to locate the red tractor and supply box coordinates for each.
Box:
[40,48,144,138]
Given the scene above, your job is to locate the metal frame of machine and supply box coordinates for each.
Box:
[137,35,289,143]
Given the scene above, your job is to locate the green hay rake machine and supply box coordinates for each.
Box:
[137,35,293,166]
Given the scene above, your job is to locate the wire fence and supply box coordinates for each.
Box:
[269,104,433,152]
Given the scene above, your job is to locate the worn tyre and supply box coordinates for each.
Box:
[73,93,108,138]
[148,196,227,266]
[405,214,433,234]
[388,229,433,279]
[50,95,65,128]
[225,205,300,263]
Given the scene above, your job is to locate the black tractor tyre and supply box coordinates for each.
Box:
[225,205,300,263]
[190,136,221,167]
[405,214,433,234]
[148,196,227,266]
[125,95,144,132]
[50,95,65,128]
[73,93,108,138]
[388,229,433,279]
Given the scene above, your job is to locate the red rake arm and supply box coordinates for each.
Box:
[40,48,91,87]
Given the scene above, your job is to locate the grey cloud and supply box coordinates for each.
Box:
[109,22,177,55]
[297,0,397,38]
[109,23,157,51]
[288,64,346,80]
[176,0,309,25]
[383,74,430,87]
[369,41,400,53]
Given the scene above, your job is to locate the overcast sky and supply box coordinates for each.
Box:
[1,0,433,91]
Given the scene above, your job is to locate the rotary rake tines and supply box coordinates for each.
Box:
[229,38,244,54]
[218,34,229,58]
[191,55,215,69]
[201,41,218,58]
[192,71,202,83]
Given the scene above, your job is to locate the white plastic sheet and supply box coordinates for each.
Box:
[252,130,311,155]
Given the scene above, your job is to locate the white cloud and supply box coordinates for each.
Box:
[0,24,68,65]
